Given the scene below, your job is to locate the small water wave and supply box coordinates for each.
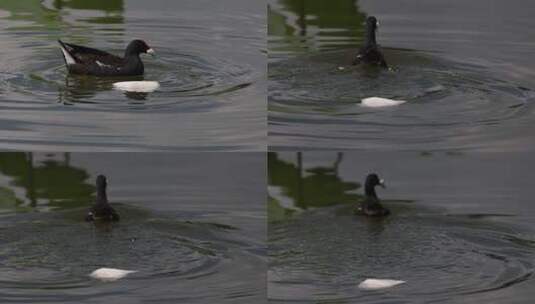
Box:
[0,47,252,111]
[0,208,235,295]
[269,207,535,303]
[269,48,535,150]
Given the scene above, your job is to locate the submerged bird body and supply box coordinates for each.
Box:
[86,175,119,222]
[358,173,390,216]
[58,40,154,76]
[353,16,387,68]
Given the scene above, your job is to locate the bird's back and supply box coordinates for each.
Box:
[58,40,143,76]
[360,197,390,216]
[357,45,387,68]
[87,203,120,221]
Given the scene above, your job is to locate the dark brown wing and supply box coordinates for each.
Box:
[59,40,124,66]
[354,44,388,68]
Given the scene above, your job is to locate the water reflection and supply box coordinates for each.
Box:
[0,0,264,150]
[50,0,125,27]
[0,2,60,28]
[0,0,124,28]
[59,75,149,104]
[0,0,129,103]
[269,0,366,55]
[268,152,361,222]
[51,0,123,14]
[0,152,266,303]
[0,152,94,212]
[268,0,535,151]
[268,152,535,303]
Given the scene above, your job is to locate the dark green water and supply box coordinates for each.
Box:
[268,0,535,151]
[0,153,266,303]
[268,152,535,303]
[0,0,265,151]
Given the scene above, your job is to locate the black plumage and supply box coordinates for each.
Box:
[353,16,388,68]
[85,175,120,222]
[58,39,154,76]
[357,173,390,216]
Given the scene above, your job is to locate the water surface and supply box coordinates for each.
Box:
[268,152,535,303]
[0,0,265,151]
[0,152,266,303]
[268,0,535,151]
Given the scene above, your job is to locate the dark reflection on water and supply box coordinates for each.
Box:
[52,0,124,13]
[268,0,535,151]
[268,152,535,303]
[269,0,365,58]
[0,152,266,303]
[0,0,265,151]
[268,152,360,218]
[0,153,93,210]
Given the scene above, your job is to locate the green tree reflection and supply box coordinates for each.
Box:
[268,0,367,52]
[0,152,94,211]
[0,0,124,29]
[268,152,362,221]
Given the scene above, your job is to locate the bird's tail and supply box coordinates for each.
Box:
[58,39,76,65]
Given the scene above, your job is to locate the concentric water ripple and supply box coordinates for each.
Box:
[269,207,535,303]
[269,49,535,150]
[0,48,252,110]
[0,209,237,295]
[0,0,265,150]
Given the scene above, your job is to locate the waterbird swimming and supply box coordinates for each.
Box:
[58,39,154,76]
[353,16,388,68]
[85,175,120,222]
[357,173,390,216]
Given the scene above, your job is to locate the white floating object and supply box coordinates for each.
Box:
[361,97,406,108]
[89,268,137,282]
[425,85,445,93]
[358,278,406,290]
[113,81,160,93]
